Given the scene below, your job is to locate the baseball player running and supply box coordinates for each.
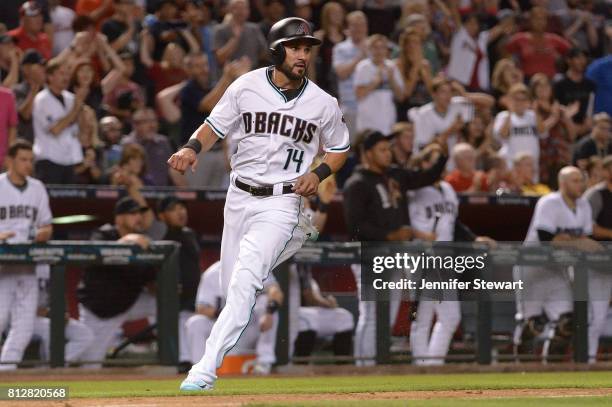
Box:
[169,17,349,390]
[0,140,53,370]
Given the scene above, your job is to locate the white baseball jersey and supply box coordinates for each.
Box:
[204,67,350,186]
[525,192,593,242]
[195,261,277,309]
[493,109,541,168]
[408,96,474,152]
[0,174,52,243]
[408,181,459,242]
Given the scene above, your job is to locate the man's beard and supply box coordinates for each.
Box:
[277,61,306,81]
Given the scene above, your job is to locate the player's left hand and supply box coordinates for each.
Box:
[259,314,274,332]
[475,236,497,247]
[292,172,320,197]
[0,231,15,241]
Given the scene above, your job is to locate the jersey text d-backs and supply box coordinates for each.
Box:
[204,66,350,186]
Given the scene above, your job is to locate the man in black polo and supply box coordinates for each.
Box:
[584,155,612,362]
[156,196,201,373]
[573,112,612,171]
[77,197,155,368]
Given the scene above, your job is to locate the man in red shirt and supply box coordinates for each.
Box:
[445,143,488,192]
[506,7,570,79]
[8,2,52,61]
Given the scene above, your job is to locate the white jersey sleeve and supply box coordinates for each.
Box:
[531,196,560,235]
[204,81,241,140]
[492,110,509,140]
[320,98,350,153]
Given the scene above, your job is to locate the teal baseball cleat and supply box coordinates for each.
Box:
[179,376,214,391]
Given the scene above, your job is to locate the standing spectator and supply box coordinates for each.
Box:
[146,42,189,95]
[32,59,88,184]
[213,0,267,68]
[101,0,137,53]
[102,51,145,124]
[404,13,441,75]
[0,87,17,169]
[389,122,414,168]
[510,152,551,196]
[460,113,494,168]
[0,141,53,370]
[572,112,612,170]
[530,73,576,187]
[77,196,155,369]
[505,6,570,79]
[76,0,114,28]
[48,0,76,57]
[99,115,124,171]
[445,143,488,193]
[122,107,185,186]
[332,11,368,141]
[354,34,404,136]
[394,27,433,116]
[408,78,474,154]
[183,0,219,82]
[487,9,518,77]
[554,48,596,137]
[8,2,52,60]
[74,106,103,184]
[0,34,21,88]
[491,58,524,111]
[558,3,598,53]
[259,0,287,38]
[12,50,46,144]
[311,1,345,96]
[586,55,612,116]
[156,196,202,373]
[447,14,492,91]
[493,83,544,175]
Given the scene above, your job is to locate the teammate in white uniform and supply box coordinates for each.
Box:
[169,17,349,390]
[185,261,281,374]
[0,141,53,370]
[32,265,94,364]
[407,149,492,365]
[515,166,598,355]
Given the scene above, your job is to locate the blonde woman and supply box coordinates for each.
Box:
[310,2,345,95]
[491,58,524,110]
[394,26,433,113]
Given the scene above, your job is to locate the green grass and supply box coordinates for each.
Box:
[1,371,612,399]
[247,397,612,407]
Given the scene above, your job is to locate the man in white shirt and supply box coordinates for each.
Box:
[32,59,87,184]
[332,11,368,141]
[49,0,75,57]
[354,34,404,136]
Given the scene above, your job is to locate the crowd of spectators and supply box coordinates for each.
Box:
[0,0,610,194]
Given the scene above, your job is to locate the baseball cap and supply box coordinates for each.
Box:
[20,1,42,17]
[114,197,148,215]
[362,130,390,151]
[21,49,46,65]
[157,196,185,213]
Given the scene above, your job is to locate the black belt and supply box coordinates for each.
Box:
[235,179,294,196]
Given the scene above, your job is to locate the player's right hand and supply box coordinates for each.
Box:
[167,148,198,174]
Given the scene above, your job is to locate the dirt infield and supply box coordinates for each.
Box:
[1,388,611,407]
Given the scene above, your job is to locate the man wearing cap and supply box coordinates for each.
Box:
[343,131,446,365]
[12,50,46,144]
[8,2,52,60]
[156,196,202,373]
[77,196,156,368]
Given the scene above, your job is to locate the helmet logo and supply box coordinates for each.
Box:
[295,22,311,36]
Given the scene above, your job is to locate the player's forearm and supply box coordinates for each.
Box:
[35,225,53,242]
[215,38,240,65]
[187,122,221,154]
[321,151,348,174]
[50,102,83,136]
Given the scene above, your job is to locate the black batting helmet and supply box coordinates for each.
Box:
[268,17,321,66]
